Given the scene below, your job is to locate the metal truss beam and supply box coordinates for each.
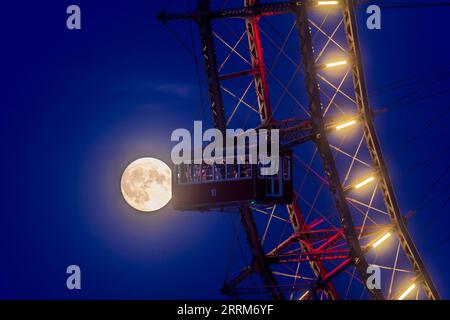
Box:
[229,284,309,297]
[276,119,314,150]
[198,0,227,133]
[158,1,299,23]
[287,200,340,299]
[342,0,439,300]
[239,205,284,300]
[267,249,350,263]
[293,2,384,300]
[222,221,390,297]
[227,1,282,297]
[219,68,257,81]
[245,0,273,124]
[221,265,253,298]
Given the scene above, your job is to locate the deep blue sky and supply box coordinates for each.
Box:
[0,1,449,299]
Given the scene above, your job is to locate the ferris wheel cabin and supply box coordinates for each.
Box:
[172,152,293,210]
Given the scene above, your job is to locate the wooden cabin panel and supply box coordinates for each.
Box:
[254,178,293,204]
[172,179,255,210]
[282,179,294,203]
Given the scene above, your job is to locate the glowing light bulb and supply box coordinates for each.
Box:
[318,1,339,5]
[372,232,391,248]
[354,176,375,190]
[325,60,347,69]
[336,120,357,131]
[398,283,416,300]
[299,291,310,300]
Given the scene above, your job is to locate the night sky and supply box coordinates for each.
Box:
[1,1,449,299]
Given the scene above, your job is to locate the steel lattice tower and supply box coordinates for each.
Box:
[159,0,440,300]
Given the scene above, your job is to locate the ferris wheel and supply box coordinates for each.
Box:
[159,0,440,300]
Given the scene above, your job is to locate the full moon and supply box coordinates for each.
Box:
[120,157,172,212]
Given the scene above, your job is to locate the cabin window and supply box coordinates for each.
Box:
[257,162,275,178]
[257,163,264,179]
[175,161,253,185]
[185,164,192,183]
[202,164,213,181]
[264,172,281,197]
[176,164,189,184]
[214,164,225,180]
[240,163,252,178]
[226,164,238,179]
[193,164,202,182]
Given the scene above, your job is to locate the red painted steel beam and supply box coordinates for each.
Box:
[287,198,340,299]
[245,0,273,124]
